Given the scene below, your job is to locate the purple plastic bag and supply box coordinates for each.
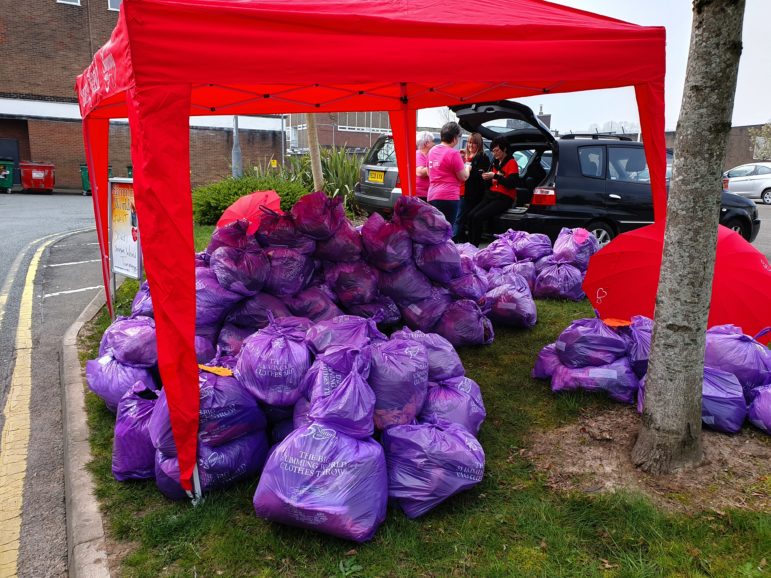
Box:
[285,287,344,322]
[207,219,250,255]
[377,263,433,305]
[217,323,253,356]
[551,357,639,404]
[149,368,267,456]
[100,315,157,368]
[210,241,269,296]
[419,377,486,436]
[305,315,386,355]
[86,353,158,413]
[639,368,747,433]
[392,196,452,245]
[533,262,585,301]
[413,241,463,284]
[156,432,270,500]
[619,315,653,378]
[456,243,479,258]
[704,324,771,398]
[225,293,291,332]
[131,281,154,318]
[361,212,413,272]
[382,422,485,519]
[236,319,313,406]
[748,385,771,434]
[293,397,313,430]
[369,339,429,430]
[502,261,537,291]
[301,347,371,401]
[532,343,561,380]
[112,382,158,481]
[479,279,537,328]
[324,261,379,306]
[391,328,464,382]
[474,243,516,271]
[534,254,556,274]
[195,267,244,331]
[449,271,489,302]
[315,220,363,262]
[256,208,316,254]
[270,420,296,445]
[555,318,627,368]
[399,287,453,333]
[264,247,314,297]
[512,233,552,262]
[552,227,600,271]
[195,334,217,364]
[308,366,376,439]
[347,295,402,325]
[252,424,388,542]
[434,300,494,347]
[290,191,346,240]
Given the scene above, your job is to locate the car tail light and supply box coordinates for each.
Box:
[532,187,556,206]
[722,177,729,191]
[395,174,401,188]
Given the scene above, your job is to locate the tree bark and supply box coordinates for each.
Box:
[306,113,325,191]
[632,0,745,474]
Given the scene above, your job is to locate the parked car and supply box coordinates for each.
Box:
[452,100,761,244]
[722,162,771,204]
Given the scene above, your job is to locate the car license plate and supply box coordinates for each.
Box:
[368,170,385,184]
[32,170,45,179]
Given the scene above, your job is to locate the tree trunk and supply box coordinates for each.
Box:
[632,0,745,474]
[306,113,325,191]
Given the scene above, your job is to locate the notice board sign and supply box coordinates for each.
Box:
[109,178,143,279]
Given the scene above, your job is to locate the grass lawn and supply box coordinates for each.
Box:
[78,226,770,578]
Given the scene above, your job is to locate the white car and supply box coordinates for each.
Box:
[722,162,771,204]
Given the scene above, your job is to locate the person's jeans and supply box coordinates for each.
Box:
[429,199,460,230]
[454,192,484,241]
[467,192,514,246]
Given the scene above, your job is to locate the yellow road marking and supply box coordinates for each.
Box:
[0,235,64,578]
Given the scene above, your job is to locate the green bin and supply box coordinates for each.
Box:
[0,158,14,193]
[80,164,112,195]
[127,165,133,178]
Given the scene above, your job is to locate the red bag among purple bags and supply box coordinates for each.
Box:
[391,328,464,382]
[413,241,463,284]
[382,422,485,519]
[551,357,639,404]
[305,315,386,355]
[290,191,346,240]
[252,424,388,542]
[434,300,494,347]
[377,263,433,305]
[324,261,379,306]
[419,377,486,436]
[112,382,159,481]
[209,240,269,296]
[399,287,453,333]
[285,287,344,322]
[391,196,452,245]
[86,353,158,413]
[314,219,362,262]
[554,318,627,368]
[264,247,315,298]
[361,212,413,272]
[533,262,585,301]
[552,227,600,271]
[480,277,537,328]
[369,339,429,430]
[99,315,158,368]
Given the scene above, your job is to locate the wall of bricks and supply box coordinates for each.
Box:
[666,125,764,171]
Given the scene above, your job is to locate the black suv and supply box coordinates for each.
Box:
[453,101,761,244]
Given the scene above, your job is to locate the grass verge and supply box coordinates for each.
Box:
[78,228,770,578]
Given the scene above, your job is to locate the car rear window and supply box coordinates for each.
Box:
[363,137,397,167]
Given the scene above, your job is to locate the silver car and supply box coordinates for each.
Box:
[722,162,771,204]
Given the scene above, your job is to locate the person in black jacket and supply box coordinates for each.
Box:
[467,137,521,246]
[454,132,491,242]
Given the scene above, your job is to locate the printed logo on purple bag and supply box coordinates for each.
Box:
[456,378,472,394]
[301,424,337,441]
[404,345,423,359]
[287,505,328,526]
[464,437,483,454]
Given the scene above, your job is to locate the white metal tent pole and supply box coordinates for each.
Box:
[232,115,243,178]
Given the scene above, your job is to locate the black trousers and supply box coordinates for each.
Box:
[467,191,514,246]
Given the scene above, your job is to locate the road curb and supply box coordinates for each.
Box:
[60,277,110,577]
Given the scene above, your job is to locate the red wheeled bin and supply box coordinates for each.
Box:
[19,161,55,192]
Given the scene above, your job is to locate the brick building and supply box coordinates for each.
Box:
[1,0,282,190]
[287,112,392,155]
[665,124,768,170]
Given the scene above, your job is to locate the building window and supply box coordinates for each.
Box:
[57,0,81,6]
[108,0,121,10]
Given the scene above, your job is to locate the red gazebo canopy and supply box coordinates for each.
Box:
[77,0,667,492]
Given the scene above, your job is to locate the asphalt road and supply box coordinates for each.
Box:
[754,203,771,258]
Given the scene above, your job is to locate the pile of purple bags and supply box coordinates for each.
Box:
[533,316,771,435]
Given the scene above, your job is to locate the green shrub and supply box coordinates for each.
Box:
[192,174,309,225]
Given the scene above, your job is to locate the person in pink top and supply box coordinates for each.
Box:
[415,131,435,200]
[427,121,469,226]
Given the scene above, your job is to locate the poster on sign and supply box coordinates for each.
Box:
[109,178,142,279]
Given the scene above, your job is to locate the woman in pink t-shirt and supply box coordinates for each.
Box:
[427,121,469,226]
[415,131,435,200]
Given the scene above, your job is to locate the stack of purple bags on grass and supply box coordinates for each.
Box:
[532,316,771,435]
